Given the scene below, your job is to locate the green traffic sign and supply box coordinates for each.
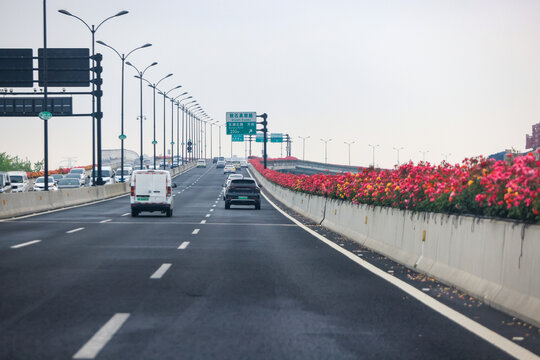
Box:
[231,134,244,142]
[226,121,256,135]
[256,135,268,143]
[119,134,127,140]
[152,140,158,144]
[39,111,52,120]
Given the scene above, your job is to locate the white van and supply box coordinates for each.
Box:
[0,172,11,193]
[91,166,115,185]
[7,171,29,192]
[130,170,177,217]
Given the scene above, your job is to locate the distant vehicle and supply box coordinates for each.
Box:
[0,172,11,193]
[7,171,29,192]
[57,178,82,189]
[64,173,85,186]
[130,170,177,217]
[213,157,218,163]
[232,161,242,170]
[224,165,235,174]
[216,160,226,168]
[115,168,131,182]
[33,176,58,191]
[91,167,115,185]
[50,174,64,184]
[196,159,207,168]
[240,160,248,168]
[218,156,225,162]
[224,174,243,189]
[224,178,262,210]
[68,168,87,186]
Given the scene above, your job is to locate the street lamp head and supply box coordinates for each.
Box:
[96,40,107,46]
[150,62,158,67]
[165,73,173,78]
[58,9,73,16]
[125,61,133,66]
[178,92,187,96]
[115,10,129,17]
[141,43,152,48]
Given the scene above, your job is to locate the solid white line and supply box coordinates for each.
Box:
[66,227,85,234]
[178,241,190,249]
[257,187,540,360]
[99,219,112,223]
[192,229,200,235]
[73,313,130,359]
[150,263,172,279]
[11,240,41,249]
[205,214,211,218]
[200,220,206,224]
[121,213,130,217]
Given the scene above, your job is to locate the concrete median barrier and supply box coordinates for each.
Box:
[0,161,197,220]
[250,164,540,328]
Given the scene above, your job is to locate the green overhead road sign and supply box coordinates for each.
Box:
[119,134,127,140]
[256,134,268,143]
[226,112,256,135]
[270,133,283,143]
[231,134,244,142]
[39,111,52,120]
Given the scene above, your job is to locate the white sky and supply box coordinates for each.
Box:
[1,0,540,169]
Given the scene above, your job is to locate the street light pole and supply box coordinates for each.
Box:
[298,136,310,161]
[58,9,128,186]
[393,146,404,167]
[126,61,157,169]
[344,141,355,166]
[320,138,332,164]
[158,85,182,168]
[177,96,192,164]
[419,150,430,162]
[368,144,380,168]
[96,41,151,181]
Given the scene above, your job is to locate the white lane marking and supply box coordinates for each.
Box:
[178,241,190,249]
[73,313,130,359]
[173,194,176,197]
[205,214,211,218]
[200,220,206,224]
[150,263,172,279]
[513,337,524,341]
[192,229,200,235]
[11,240,41,249]
[99,219,112,223]
[121,213,130,217]
[210,209,214,212]
[66,227,85,234]
[212,204,216,207]
[257,187,540,360]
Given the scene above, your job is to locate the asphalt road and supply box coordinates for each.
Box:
[0,165,536,359]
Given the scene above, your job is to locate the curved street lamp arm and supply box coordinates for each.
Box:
[58,10,92,32]
[96,10,129,32]
[96,41,122,59]
[126,61,141,74]
[126,43,151,59]
[156,73,173,88]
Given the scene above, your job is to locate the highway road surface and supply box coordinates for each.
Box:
[0,165,538,359]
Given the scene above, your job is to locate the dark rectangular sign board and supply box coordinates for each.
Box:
[38,48,90,87]
[0,97,73,116]
[0,49,33,87]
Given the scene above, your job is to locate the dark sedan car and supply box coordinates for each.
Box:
[57,178,82,189]
[224,178,262,210]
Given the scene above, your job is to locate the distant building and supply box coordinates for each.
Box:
[525,122,540,150]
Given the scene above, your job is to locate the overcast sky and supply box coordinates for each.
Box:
[2,0,540,169]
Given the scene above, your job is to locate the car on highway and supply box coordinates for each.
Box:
[115,168,131,182]
[224,177,262,210]
[91,167,115,185]
[64,173,85,186]
[68,168,87,186]
[196,159,207,168]
[57,178,82,189]
[0,172,11,193]
[213,157,218,164]
[50,174,64,184]
[130,170,177,217]
[33,176,58,191]
[7,171,29,192]
[240,160,248,168]
[216,160,225,168]
[224,165,235,174]
[223,174,243,189]
[232,161,242,170]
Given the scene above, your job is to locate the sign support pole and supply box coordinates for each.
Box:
[42,0,49,191]
[257,113,268,169]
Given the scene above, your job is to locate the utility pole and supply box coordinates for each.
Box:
[298,136,309,161]
[344,141,355,166]
[321,138,332,164]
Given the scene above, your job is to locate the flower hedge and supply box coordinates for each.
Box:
[251,150,540,223]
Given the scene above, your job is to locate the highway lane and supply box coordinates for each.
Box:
[0,164,531,359]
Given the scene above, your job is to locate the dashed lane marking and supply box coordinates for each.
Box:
[121,213,130,217]
[205,214,211,218]
[178,241,190,249]
[73,313,130,359]
[200,220,207,224]
[150,263,172,279]
[11,240,41,249]
[192,229,200,234]
[99,219,112,223]
[66,227,84,234]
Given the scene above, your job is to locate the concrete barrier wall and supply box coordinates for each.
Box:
[249,165,540,327]
[0,161,197,220]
